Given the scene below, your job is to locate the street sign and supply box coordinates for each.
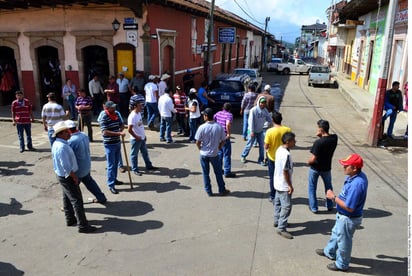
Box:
[123,24,138,30]
[218,27,236,44]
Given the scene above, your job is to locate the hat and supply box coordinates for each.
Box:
[104,101,117,109]
[161,73,171,81]
[264,84,271,91]
[52,121,69,137]
[202,107,214,118]
[64,120,76,129]
[176,85,181,90]
[189,88,197,94]
[148,75,155,80]
[339,154,363,169]
[258,96,267,103]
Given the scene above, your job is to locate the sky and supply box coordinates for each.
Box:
[214,0,333,43]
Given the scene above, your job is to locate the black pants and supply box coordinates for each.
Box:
[78,113,93,141]
[58,175,88,229]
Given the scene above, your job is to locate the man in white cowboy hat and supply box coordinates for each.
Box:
[144,74,159,129]
[158,73,171,97]
[51,121,97,233]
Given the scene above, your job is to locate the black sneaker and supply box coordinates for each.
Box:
[218,189,230,196]
[224,172,236,178]
[78,225,98,233]
[316,249,335,260]
[109,187,118,194]
[115,180,124,185]
[327,263,347,272]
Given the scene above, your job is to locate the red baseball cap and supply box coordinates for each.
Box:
[339,154,363,169]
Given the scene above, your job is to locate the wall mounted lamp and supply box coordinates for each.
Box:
[112,18,121,32]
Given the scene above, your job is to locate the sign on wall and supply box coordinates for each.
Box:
[218,27,236,44]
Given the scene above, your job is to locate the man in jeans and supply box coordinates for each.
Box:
[158,87,176,143]
[11,90,35,153]
[195,108,230,197]
[307,119,338,213]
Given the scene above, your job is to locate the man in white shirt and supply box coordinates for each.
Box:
[158,87,176,143]
[116,72,130,119]
[158,73,170,97]
[88,74,104,116]
[144,75,159,129]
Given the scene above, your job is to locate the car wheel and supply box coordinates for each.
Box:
[283,68,290,75]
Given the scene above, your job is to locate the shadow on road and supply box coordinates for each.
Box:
[0,198,33,217]
[88,217,163,235]
[0,161,34,176]
[85,200,154,217]
[0,261,25,276]
[121,180,191,193]
[349,255,407,275]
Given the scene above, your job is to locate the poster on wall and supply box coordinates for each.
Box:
[126,30,138,47]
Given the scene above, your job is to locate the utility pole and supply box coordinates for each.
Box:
[367,0,398,146]
[260,16,270,71]
[206,0,215,84]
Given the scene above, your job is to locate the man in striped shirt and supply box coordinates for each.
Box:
[213,103,236,178]
[11,90,35,153]
[173,86,187,135]
[98,101,125,194]
[42,92,69,146]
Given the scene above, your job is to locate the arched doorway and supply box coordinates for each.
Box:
[0,46,19,105]
[37,46,62,106]
[82,46,110,92]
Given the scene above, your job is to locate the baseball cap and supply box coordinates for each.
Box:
[189,88,197,94]
[258,96,267,103]
[64,120,77,129]
[104,101,117,109]
[264,84,271,91]
[339,154,363,169]
[148,75,155,80]
[201,107,214,118]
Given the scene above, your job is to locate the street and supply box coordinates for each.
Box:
[0,72,407,275]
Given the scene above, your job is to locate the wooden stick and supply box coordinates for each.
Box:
[121,135,133,189]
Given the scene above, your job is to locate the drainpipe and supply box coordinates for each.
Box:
[367,0,398,146]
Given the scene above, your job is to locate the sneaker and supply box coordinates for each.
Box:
[115,180,124,185]
[78,225,98,234]
[190,140,196,143]
[260,161,267,167]
[166,140,174,143]
[327,263,347,272]
[316,249,335,260]
[160,138,166,142]
[277,230,293,239]
[224,172,236,178]
[27,147,36,151]
[146,166,158,171]
[133,171,142,176]
[218,189,230,196]
[109,187,118,194]
[240,157,246,163]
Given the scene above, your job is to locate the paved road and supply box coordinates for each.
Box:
[0,73,407,275]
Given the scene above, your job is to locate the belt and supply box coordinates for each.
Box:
[338,211,362,218]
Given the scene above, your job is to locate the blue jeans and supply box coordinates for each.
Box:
[200,155,226,194]
[218,138,232,175]
[241,131,265,162]
[66,98,77,120]
[268,159,275,200]
[79,173,107,202]
[189,117,200,141]
[242,111,250,139]
[160,116,173,142]
[382,109,398,136]
[308,168,333,211]
[146,102,159,127]
[16,124,32,151]
[130,138,152,172]
[104,142,120,187]
[323,213,363,270]
[273,190,292,231]
[48,129,56,147]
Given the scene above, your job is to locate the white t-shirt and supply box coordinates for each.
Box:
[188,99,201,119]
[273,146,293,191]
[158,94,175,117]
[127,110,145,140]
[144,82,158,103]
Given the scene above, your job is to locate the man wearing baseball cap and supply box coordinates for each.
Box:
[316,153,368,272]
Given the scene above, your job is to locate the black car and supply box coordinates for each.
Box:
[208,73,250,113]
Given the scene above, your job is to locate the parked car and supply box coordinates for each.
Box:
[208,73,250,112]
[233,68,262,90]
[267,57,282,72]
[308,65,338,88]
[276,58,312,75]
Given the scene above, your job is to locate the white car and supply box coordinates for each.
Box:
[233,68,262,90]
[308,66,338,88]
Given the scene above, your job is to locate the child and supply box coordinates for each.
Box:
[186,88,201,143]
[273,132,296,239]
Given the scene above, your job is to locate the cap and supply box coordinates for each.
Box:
[64,120,76,129]
[264,84,271,91]
[52,121,69,137]
[104,101,117,109]
[202,107,214,118]
[176,85,181,90]
[189,88,197,94]
[148,75,155,80]
[339,154,363,169]
[258,96,267,103]
[161,73,171,81]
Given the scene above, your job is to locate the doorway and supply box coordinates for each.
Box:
[0,46,19,105]
[37,46,62,106]
[82,46,110,92]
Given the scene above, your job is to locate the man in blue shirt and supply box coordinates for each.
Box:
[66,120,107,204]
[316,153,368,272]
[51,121,97,233]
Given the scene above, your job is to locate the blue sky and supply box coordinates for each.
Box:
[214,0,332,43]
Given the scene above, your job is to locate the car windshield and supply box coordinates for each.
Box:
[311,66,330,73]
[234,69,256,78]
[211,80,244,92]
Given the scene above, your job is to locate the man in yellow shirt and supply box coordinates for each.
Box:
[264,111,291,202]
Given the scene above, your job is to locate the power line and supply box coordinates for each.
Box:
[232,0,265,26]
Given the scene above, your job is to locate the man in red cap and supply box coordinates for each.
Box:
[315,153,368,272]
